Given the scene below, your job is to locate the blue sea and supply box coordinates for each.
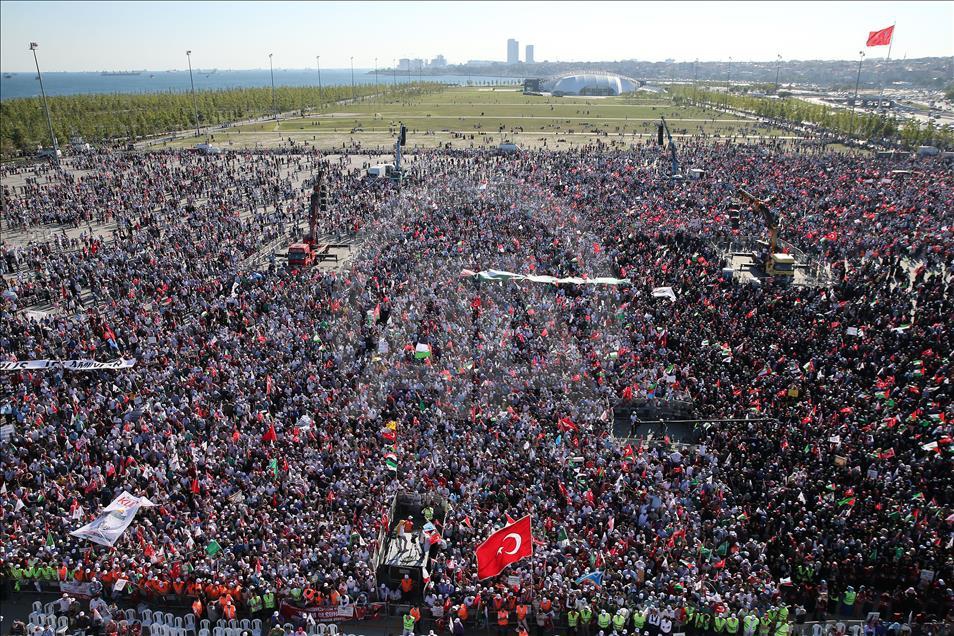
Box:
[0,69,523,100]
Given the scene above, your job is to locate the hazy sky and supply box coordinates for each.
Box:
[1,1,951,71]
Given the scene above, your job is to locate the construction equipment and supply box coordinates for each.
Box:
[656,116,682,182]
[736,187,795,279]
[287,170,328,270]
[391,123,407,186]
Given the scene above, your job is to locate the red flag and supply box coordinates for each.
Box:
[506,514,517,525]
[866,25,894,47]
[475,515,533,580]
[190,478,200,494]
[262,423,277,443]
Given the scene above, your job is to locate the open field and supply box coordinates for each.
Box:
[153,86,801,151]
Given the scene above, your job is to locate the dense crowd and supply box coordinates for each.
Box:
[1,142,951,634]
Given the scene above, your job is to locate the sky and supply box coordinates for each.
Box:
[1,0,951,72]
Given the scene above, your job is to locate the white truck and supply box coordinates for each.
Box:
[367,163,396,178]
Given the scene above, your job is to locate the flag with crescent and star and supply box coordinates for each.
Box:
[475,514,534,580]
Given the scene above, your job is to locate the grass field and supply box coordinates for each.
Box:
[154,86,801,152]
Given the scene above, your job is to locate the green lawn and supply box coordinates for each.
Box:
[155,86,798,151]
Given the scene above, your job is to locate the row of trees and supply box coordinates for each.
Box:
[0,82,444,158]
[673,86,953,150]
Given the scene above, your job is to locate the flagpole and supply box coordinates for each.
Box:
[878,22,895,101]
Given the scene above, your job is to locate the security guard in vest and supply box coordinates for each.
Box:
[263,589,277,613]
[612,609,627,633]
[726,612,740,635]
[743,613,759,636]
[248,592,263,617]
[567,608,580,636]
[685,605,695,634]
[774,620,790,636]
[580,604,594,636]
[598,608,612,631]
[633,608,647,633]
[9,564,23,592]
[715,612,728,633]
[758,612,772,636]
[776,606,789,625]
[695,609,712,633]
[497,607,510,636]
[403,613,417,636]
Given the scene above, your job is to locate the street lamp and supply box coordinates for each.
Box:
[29,42,59,164]
[849,50,865,139]
[186,50,201,137]
[374,57,378,93]
[269,53,277,120]
[316,55,322,109]
[775,54,782,93]
[725,56,732,110]
[350,56,355,102]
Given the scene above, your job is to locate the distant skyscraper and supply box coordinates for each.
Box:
[507,39,519,64]
[525,45,535,65]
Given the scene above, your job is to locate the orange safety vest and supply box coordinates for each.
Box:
[401,578,414,593]
[219,594,233,609]
[173,581,186,596]
[223,604,236,620]
[540,599,552,611]
[330,590,340,606]
[516,606,528,620]
[58,566,68,581]
[304,588,317,603]
[193,600,203,617]
[410,607,421,622]
[156,580,171,596]
[458,606,469,621]
[498,610,510,626]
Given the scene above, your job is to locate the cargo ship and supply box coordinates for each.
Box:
[101,70,143,76]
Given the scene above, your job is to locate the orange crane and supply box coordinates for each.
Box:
[736,187,795,278]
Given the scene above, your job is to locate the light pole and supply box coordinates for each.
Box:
[692,58,699,105]
[186,50,201,137]
[374,57,378,93]
[849,50,865,139]
[269,53,277,120]
[775,54,782,93]
[350,56,355,102]
[392,59,397,87]
[724,57,732,110]
[29,42,59,164]
[316,55,322,109]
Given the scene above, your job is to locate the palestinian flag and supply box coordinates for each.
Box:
[381,428,397,442]
[837,497,856,507]
[414,343,432,360]
[205,539,223,557]
[384,452,398,472]
[556,526,569,547]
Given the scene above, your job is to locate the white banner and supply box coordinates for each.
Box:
[70,491,155,547]
[0,358,136,372]
[460,269,629,286]
[651,287,677,302]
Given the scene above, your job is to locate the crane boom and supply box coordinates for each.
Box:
[658,116,680,182]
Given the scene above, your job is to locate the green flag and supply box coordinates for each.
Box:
[205,540,222,557]
[46,532,55,547]
[268,458,278,478]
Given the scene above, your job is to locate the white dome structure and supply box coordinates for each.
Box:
[544,73,639,96]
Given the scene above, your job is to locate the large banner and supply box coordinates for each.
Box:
[278,601,386,623]
[0,359,136,372]
[70,491,155,547]
[460,269,629,286]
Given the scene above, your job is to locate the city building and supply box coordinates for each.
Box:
[507,39,519,64]
[398,58,411,71]
[525,45,535,65]
[430,54,447,68]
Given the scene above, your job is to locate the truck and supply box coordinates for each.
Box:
[367,163,396,178]
[287,242,316,269]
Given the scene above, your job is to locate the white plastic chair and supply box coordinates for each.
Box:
[33,601,44,612]
[57,616,69,630]
[29,612,44,625]
[126,609,138,622]
[282,625,294,633]
[213,626,226,636]
[239,619,251,631]
[198,629,210,636]
[27,624,36,634]
[142,609,154,627]
[252,619,262,636]
[44,615,57,627]
[44,603,56,615]
[228,620,239,630]
[326,625,338,636]
[316,625,328,636]
[176,617,185,629]
[166,614,176,627]
[200,620,211,632]
[154,613,166,627]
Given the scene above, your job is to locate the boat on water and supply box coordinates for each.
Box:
[3,73,13,79]
[101,70,143,76]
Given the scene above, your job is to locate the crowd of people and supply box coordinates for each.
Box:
[1,140,951,635]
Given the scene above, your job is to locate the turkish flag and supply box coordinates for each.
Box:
[475,515,533,580]
[262,423,277,443]
[866,25,894,47]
